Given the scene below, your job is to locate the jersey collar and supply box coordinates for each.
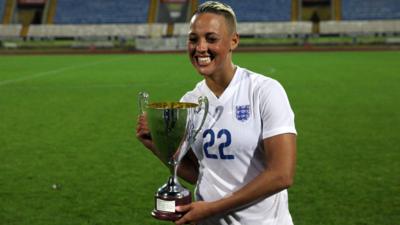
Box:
[201,66,243,104]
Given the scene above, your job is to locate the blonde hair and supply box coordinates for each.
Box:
[194,1,237,33]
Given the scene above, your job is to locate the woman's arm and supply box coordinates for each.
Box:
[175,133,297,225]
[177,150,199,185]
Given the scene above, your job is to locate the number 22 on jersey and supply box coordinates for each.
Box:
[202,129,234,160]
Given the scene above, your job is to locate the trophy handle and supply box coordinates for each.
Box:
[138,92,149,115]
[173,96,208,166]
[190,96,209,141]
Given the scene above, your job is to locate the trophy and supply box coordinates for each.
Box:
[138,92,208,221]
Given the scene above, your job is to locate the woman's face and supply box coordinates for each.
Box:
[188,13,238,77]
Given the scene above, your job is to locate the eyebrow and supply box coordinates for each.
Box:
[188,32,219,36]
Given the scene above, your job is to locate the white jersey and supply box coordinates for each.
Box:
[181,66,297,225]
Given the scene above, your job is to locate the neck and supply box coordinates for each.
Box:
[205,63,237,98]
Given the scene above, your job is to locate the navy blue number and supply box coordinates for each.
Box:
[217,129,234,159]
[203,129,218,159]
[203,129,234,160]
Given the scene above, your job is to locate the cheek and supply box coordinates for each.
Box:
[212,41,230,55]
[188,44,196,55]
[188,53,196,67]
[212,46,229,59]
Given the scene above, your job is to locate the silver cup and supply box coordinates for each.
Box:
[138,92,208,221]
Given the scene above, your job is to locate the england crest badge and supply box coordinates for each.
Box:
[236,105,250,122]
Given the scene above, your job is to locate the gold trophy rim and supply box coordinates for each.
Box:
[147,101,198,109]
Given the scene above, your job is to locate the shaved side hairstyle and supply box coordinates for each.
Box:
[194,1,237,34]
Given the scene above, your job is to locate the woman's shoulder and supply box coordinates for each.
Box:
[180,80,205,102]
[238,66,282,91]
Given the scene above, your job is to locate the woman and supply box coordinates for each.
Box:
[137,1,297,225]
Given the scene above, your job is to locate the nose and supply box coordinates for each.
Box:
[196,39,207,53]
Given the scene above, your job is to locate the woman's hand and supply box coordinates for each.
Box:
[136,113,156,151]
[175,201,217,225]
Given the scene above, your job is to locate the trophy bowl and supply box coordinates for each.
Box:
[138,92,208,221]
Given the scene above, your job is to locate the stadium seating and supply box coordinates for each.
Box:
[192,0,292,22]
[54,0,149,24]
[320,20,400,35]
[237,22,312,37]
[48,0,400,24]
[174,22,312,37]
[342,0,400,20]
[4,0,400,44]
[0,24,22,40]
[52,0,292,24]
[173,23,190,37]
[0,0,5,21]
[27,24,167,39]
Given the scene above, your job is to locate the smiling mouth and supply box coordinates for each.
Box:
[195,54,214,66]
[198,56,211,65]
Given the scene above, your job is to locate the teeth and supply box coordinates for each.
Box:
[198,57,211,65]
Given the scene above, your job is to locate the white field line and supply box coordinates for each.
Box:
[0,57,125,87]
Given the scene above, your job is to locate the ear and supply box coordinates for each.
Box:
[230,32,239,51]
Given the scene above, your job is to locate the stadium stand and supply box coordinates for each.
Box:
[54,0,149,24]
[237,22,312,37]
[0,24,22,40]
[2,0,400,50]
[53,0,292,24]
[198,0,292,22]
[317,0,400,37]
[28,24,167,39]
[0,0,5,21]
[174,22,312,37]
[320,20,400,36]
[342,0,400,20]
[173,23,190,37]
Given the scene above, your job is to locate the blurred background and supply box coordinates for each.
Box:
[0,0,399,52]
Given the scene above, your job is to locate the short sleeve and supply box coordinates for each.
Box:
[260,80,297,139]
[180,92,197,103]
[180,82,203,103]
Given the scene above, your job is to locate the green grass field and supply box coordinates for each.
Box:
[0,51,399,225]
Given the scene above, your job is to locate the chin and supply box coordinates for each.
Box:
[194,62,216,76]
[195,66,215,77]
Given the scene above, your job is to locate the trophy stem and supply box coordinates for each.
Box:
[167,176,179,190]
[167,164,182,193]
[173,163,178,182]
